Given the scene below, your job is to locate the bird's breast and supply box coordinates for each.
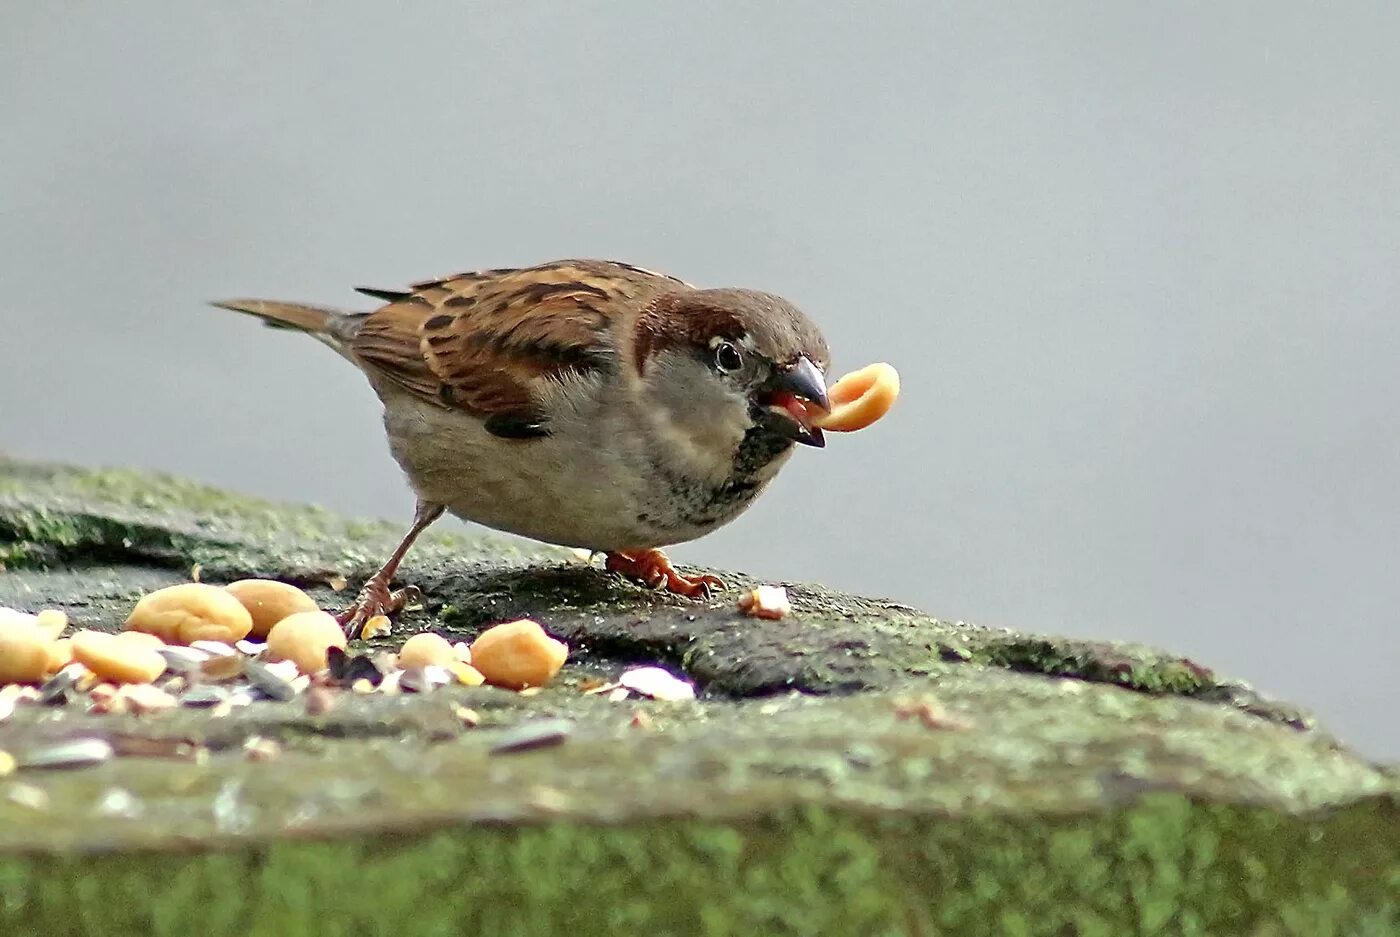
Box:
[377,384,790,551]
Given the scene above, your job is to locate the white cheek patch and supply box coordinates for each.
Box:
[639,351,754,483]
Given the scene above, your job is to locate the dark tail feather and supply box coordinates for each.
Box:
[354,286,412,303]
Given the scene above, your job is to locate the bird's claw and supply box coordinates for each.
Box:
[336,580,420,639]
[604,549,725,599]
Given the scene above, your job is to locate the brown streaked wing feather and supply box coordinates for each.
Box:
[352,260,688,421]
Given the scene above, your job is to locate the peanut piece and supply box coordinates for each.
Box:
[71,630,168,684]
[398,633,457,669]
[811,362,900,432]
[0,618,53,685]
[224,580,321,639]
[469,620,568,690]
[125,583,253,645]
[266,611,347,675]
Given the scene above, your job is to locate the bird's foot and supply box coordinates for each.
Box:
[336,578,423,639]
[604,549,724,598]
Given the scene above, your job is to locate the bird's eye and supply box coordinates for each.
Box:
[713,340,743,373]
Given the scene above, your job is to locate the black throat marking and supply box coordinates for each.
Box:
[650,421,794,532]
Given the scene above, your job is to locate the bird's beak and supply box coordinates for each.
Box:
[764,355,830,448]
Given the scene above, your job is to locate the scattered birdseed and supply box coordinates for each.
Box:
[449,661,485,686]
[157,646,210,673]
[88,684,125,715]
[893,696,973,731]
[452,705,481,728]
[191,640,238,657]
[34,609,68,640]
[109,736,206,761]
[94,787,143,819]
[6,783,49,810]
[527,785,570,813]
[120,684,177,714]
[37,666,83,706]
[18,738,114,770]
[0,688,19,722]
[200,653,246,682]
[737,585,791,620]
[630,709,654,730]
[243,659,296,702]
[619,666,696,702]
[303,686,337,716]
[327,647,384,687]
[181,685,230,708]
[243,737,281,762]
[490,718,573,754]
[360,615,392,639]
[398,667,435,694]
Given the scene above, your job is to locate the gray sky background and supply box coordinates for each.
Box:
[3,4,1397,759]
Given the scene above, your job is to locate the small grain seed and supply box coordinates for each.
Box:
[243,659,296,702]
[181,685,230,708]
[490,718,573,754]
[18,737,114,770]
[6,783,49,810]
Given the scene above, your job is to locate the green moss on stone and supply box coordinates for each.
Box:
[970,636,1213,695]
[1,797,1396,936]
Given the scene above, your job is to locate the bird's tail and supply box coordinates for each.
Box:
[209,298,366,352]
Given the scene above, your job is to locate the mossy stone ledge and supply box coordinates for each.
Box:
[0,457,1395,936]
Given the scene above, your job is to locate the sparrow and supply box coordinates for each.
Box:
[213,259,831,636]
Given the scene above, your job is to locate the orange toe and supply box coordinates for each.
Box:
[605,549,724,598]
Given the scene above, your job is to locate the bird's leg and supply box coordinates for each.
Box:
[604,548,724,598]
[338,501,445,638]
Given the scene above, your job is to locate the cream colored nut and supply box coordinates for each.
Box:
[469,619,568,690]
[737,585,792,620]
[114,630,167,651]
[398,633,457,669]
[224,580,321,639]
[0,607,40,629]
[449,661,486,687]
[360,615,392,640]
[45,638,75,676]
[71,630,168,685]
[124,583,253,645]
[265,611,347,675]
[810,362,900,433]
[118,683,177,714]
[35,609,68,641]
[0,618,52,684]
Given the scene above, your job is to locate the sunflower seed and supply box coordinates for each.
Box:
[18,738,114,770]
[37,667,82,706]
[157,646,210,673]
[181,685,230,708]
[243,659,296,702]
[490,719,573,754]
[619,666,696,702]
